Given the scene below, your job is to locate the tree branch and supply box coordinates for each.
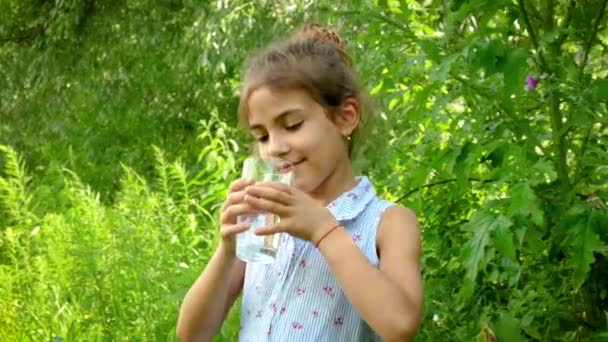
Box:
[571,125,593,188]
[518,0,550,73]
[555,0,576,48]
[336,9,416,40]
[577,0,607,80]
[395,178,497,203]
[449,72,550,157]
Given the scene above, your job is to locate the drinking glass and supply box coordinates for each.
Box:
[235,156,294,263]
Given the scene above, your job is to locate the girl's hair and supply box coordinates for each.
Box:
[237,24,372,159]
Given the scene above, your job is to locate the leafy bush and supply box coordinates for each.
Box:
[1,0,606,340]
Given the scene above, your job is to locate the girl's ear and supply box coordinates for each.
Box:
[335,97,360,137]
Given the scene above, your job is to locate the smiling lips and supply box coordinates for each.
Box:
[279,159,304,173]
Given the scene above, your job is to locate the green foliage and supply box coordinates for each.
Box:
[339,0,608,339]
[1,0,607,340]
[0,111,240,340]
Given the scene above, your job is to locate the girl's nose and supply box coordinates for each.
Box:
[267,135,290,157]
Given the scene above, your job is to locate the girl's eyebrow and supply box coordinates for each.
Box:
[249,108,304,130]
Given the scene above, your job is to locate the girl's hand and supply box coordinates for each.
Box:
[218,178,258,254]
[243,181,338,243]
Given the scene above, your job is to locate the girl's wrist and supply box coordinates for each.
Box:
[314,221,344,248]
[217,241,238,260]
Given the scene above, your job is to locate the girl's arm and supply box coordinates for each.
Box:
[176,244,246,342]
[318,206,423,342]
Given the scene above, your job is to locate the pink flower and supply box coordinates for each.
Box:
[323,286,335,297]
[526,75,538,89]
[299,259,307,268]
[292,322,303,330]
[353,233,362,241]
[334,316,344,326]
[313,310,319,317]
[296,287,306,295]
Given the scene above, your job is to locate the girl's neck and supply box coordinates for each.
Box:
[309,159,358,206]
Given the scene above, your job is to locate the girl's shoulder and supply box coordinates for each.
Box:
[376,203,420,252]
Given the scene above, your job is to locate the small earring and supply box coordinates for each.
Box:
[347,135,352,141]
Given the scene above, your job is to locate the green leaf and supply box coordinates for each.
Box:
[503,48,528,95]
[472,40,506,75]
[531,159,557,184]
[455,142,482,180]
[419,38,441,62]
[492,224,515,259]
[563,210,604,290]
[508,182,544,226]
[461,211,513,286]
[370,82,383,96]
[494,313,526,342]
[591,79,608,102]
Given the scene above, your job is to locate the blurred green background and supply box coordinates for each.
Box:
[1,0,607,340]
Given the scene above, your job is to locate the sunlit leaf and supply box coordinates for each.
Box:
[508,182,544,226]
[563,209,605,290]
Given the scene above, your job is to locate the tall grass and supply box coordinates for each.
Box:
[0,114,243,340]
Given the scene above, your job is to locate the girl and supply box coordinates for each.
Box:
[177,25,423,341]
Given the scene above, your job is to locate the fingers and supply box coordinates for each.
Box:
[254,223,284,236]
[221,222,250,239]
[254,181,292,194]
[230,178,255,192]
[245,184,293,206]
[224,190,246,208]
[244,194,288,216]
[222,178,256,211]
[220,203,259,224]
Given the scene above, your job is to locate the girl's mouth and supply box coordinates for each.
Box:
[279,159,304,173]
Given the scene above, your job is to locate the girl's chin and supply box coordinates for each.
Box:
[292,176,321,194]
[290,174,309,192]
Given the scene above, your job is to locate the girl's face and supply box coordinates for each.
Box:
[247,86,351,193]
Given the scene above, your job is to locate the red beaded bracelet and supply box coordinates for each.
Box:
[314,223,343,248]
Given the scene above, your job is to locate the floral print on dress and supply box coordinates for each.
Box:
[323,286,335,298]
[239,176,390,341]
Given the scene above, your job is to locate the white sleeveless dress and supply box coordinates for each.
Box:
[239,176,395,341]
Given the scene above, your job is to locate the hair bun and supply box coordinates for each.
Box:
[300,24,346,49]
[297,24,352,65]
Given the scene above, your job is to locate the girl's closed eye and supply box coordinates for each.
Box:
[286,121,303,131]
